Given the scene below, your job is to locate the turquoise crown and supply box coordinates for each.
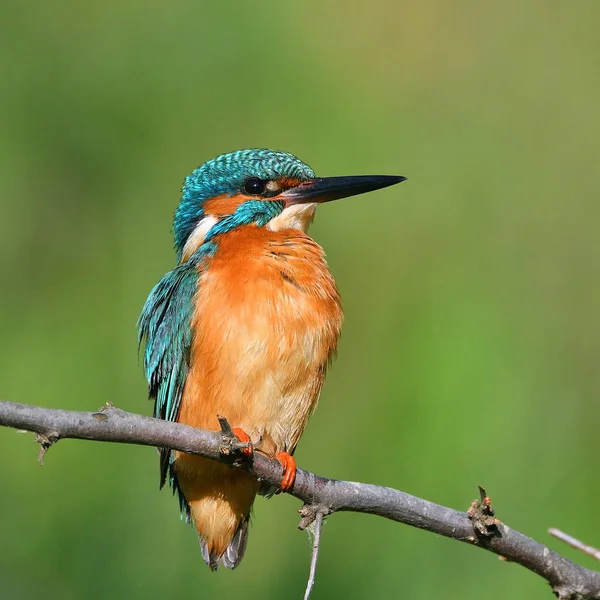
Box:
[173,149,315,259]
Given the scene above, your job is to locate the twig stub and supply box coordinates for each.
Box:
[467,486,500,538]
[549,528,600,563]
[34,432,59,464]
[217,415,252,465]
[298,504,332,531]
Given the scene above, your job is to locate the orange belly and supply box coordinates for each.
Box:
[174,225,342,565]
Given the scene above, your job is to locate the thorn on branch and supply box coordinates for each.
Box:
[34,432,59,464]
[467,486,500,538]
[217,415,252,466]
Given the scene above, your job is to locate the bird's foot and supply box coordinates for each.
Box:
[232,428,254,457]
[276,451,296,491]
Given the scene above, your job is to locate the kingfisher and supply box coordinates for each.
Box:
[138,149,405,570]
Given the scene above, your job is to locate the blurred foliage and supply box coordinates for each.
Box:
[1,1,599,598]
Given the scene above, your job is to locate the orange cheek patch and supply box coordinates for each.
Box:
[202,194,248,218]
[202,180,304,218]
[279,177,303,189]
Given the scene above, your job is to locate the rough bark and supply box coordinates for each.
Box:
[1,400,599,599]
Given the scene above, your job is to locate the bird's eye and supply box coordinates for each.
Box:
[244,178,266,195]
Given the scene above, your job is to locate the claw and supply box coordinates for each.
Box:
[276,451,296,491]
[232,428,253,457]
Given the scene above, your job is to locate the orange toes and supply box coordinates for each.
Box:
[276,451,297,492]
[232,428,253,457]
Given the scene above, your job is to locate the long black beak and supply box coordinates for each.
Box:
[279,175,406,204]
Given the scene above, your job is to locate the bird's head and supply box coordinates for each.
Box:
[174,148,405,262]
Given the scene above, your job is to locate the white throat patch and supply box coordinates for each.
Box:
[181,203,317,262]
[267,203,317,233]
[181,215,218,262]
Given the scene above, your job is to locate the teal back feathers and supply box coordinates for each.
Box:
[137,261,198,489]
[138,263,197,422]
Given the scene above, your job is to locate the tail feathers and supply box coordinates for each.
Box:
[174,454,259,570]
[199,517,249,571]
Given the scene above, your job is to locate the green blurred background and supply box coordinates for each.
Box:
[1,1,599,598]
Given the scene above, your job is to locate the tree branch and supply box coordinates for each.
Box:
[550,529,600,564]
[1,400,599,599]
[303,510,325,600]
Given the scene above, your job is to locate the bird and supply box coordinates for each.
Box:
[138,149,405,570]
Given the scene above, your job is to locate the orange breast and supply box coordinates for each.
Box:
[178,224,343,454]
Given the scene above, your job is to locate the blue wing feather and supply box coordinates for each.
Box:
[137,262,199,494]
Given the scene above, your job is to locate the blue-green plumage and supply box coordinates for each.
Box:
[138,262,197,419]
[137,260,198,493]
[174,149,314,259]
